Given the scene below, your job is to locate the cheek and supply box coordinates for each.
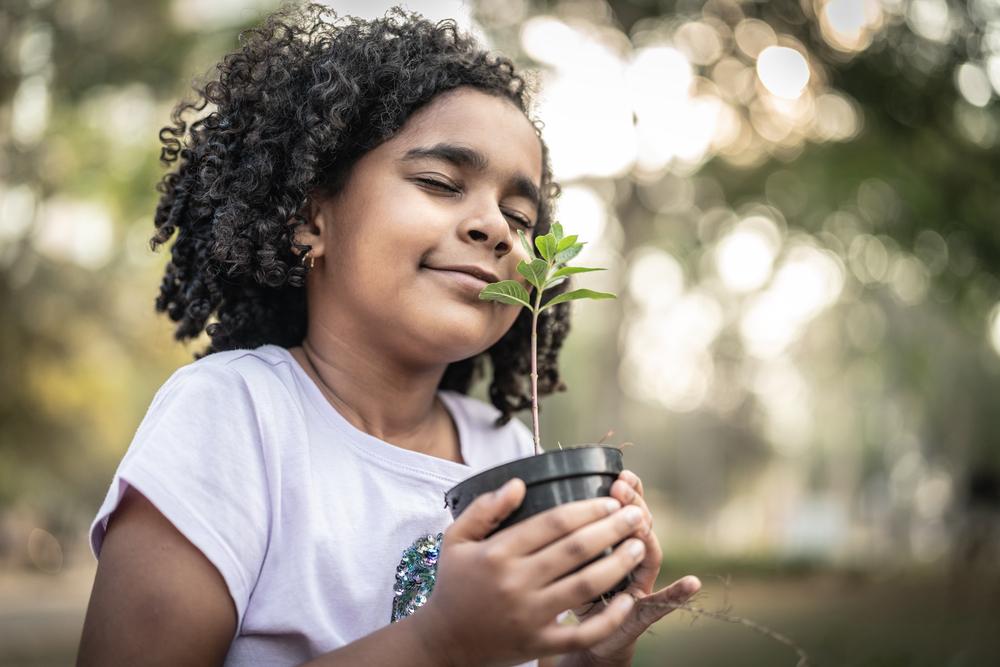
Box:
[494,305,522,342]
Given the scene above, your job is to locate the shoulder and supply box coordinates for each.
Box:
[177,343,291,379]
[157,344,294,401]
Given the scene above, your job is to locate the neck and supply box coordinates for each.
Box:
[294,324,449,449]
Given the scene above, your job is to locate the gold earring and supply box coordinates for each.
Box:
[303,251,315,270]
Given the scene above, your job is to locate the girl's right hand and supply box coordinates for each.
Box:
[416,477,649,667]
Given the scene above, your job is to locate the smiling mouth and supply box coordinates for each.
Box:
[422,266,492,296]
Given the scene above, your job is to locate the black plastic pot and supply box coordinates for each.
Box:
[445,445,634,602]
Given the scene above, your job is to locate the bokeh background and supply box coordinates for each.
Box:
[2,0,1000,665]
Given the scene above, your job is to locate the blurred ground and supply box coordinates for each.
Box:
[4,553,999,667]
[637,565,1000,667]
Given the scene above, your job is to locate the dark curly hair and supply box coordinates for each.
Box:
[150,2,573,424]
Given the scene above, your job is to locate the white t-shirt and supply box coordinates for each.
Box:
[90,344,541,667]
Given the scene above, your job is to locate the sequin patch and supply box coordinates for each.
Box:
[390,532,443,623]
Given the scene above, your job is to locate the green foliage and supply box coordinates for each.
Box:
[479,226,616,312]
[478,280,532,308]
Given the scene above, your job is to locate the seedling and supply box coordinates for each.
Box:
[478,223,615,455]
[476,226,813,666]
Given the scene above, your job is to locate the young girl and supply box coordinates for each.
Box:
[77,4,699,666]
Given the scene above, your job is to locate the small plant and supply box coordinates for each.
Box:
[477,227,813,667]
[478,223,615,455]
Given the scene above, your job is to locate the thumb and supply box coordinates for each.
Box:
[448,478,525,543]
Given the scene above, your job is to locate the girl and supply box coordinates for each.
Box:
[77,4,700,666]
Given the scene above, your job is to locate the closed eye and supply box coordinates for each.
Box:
[415,177,460,193]
[502,210,534,229]
[415,178,534,229]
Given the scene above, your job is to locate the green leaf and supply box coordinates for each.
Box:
[541,288,616,311]
[556,234,578,252]
[554,243,584,264]
[517,259,550,289]
[517,229,535,259]
[551,265,605,280]
[551,222,564,242]
[535,234,557,262]
[479,280,532,308]
[546,277,567,289]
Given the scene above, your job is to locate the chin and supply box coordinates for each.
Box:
[425,321,498,361]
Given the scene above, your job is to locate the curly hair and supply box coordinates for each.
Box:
[150,2,572,424]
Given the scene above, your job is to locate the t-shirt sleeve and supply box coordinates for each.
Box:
[89,362,271,632]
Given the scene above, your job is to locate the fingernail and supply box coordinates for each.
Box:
[604,498,621,513]
[628,539,645,558]
[623,506,642,526]
[619,594,635,610]
[494,479,516,497]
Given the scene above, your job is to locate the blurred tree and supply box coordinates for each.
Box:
[507,0,1000,558]
[0,0,254,559]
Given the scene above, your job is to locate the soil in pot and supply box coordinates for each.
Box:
[445,445,635,601]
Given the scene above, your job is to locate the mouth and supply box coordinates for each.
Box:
[425,264,501,284]
[421,264,501,297]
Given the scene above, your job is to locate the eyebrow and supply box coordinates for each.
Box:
[399,142,541,209]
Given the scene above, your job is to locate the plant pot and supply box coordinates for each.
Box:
[445,445,634,602]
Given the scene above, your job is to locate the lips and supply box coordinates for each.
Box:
[424,264,501,284]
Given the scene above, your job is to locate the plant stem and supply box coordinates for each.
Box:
[530,284,543,455]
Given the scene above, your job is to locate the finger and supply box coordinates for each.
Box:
[527,505,646,585]
[610,479,637,506]
[628,576,701,630]
[610,480,652,538]
[542,537,646,611]
[538,592,636,654]
[626,526,662,594]
[444,478,525,544]
[491,495,622,556]
[620,469,644,497]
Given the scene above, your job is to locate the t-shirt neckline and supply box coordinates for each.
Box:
[269,344,473,481]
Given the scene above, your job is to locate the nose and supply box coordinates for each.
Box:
[458,202,513,256]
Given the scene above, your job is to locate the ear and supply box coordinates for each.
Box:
[292,197,331,259]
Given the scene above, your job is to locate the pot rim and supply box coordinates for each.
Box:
[446,444,624,500]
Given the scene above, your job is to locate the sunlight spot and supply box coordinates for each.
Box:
[812,92,862,141]
[714,215,781,293]
[988,302,1000,358]
[757,46,811,99]
[554,185,607,261]
[620,290,722,412]
[906,0,952,43]
[734,19,777,59]
[819,0,884,53]
[11,75,49,146]
[0,184,37,244]
[740,244,845,358]
[27,527,63,574]
[627,247,684,310]
[988,55,1000,96]
[33,198,114,269]
[956,62,993,107]
[888,254,929,305]
[674,21,724,66]
[535,68,635,179]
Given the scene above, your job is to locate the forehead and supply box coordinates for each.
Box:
[386,87,543,183]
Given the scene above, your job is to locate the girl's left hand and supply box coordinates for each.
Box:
[563,470,701,667]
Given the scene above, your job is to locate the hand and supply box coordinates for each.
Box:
[563,470,701,667]
[417,478,653,667]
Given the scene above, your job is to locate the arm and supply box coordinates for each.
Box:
[77,487,236,666]
[77,487,445,667]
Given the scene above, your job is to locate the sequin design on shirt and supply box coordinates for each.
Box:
[390,532,443,623]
